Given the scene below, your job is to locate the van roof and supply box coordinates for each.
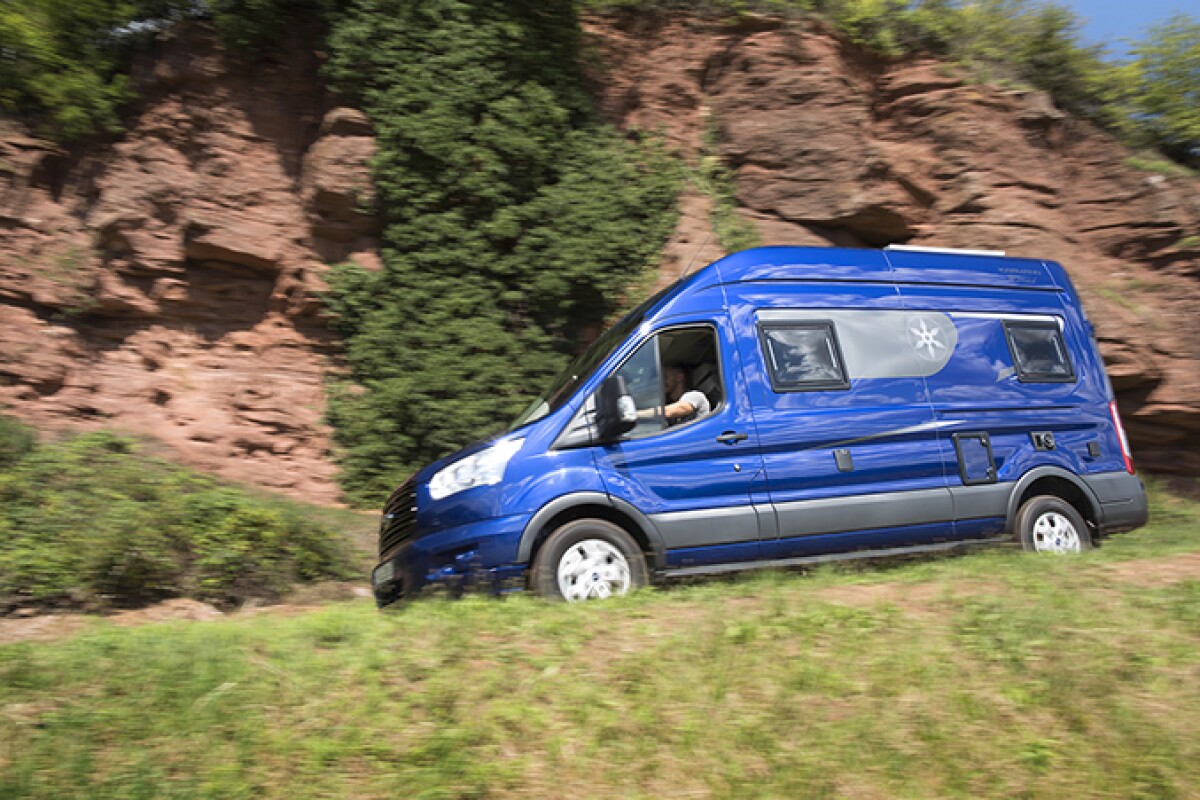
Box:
[638,246,1075,326]
[694,246,1065,292]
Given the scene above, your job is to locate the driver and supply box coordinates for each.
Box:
[663,365,711,425]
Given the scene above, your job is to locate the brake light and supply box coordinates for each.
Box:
[1109,400,1135,475]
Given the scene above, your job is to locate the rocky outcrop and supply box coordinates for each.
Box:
[587,15,1200,474]
[1,14,1196,499]
[0,25,378,502]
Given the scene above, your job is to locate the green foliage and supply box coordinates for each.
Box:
[1125,154,1198,178]
[0,0,342,142]
[0,1,138,140]
[0,420,352,609]
[208,0,348,53]
[324,0,680,502]
[1126,15,1200,165]
[694,114,761,253]
[0,414,36,468]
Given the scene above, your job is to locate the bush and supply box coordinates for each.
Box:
[0,415,36,468]
[0,422,352,610]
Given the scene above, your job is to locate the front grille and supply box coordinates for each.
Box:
[379,479,418,557]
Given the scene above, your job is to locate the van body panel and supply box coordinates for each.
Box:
[950,481,1015,520]
[728,285,953,547]
[513,491,667,566]
[717,246,896,284]
[592,311,771,553]
[883,248,1055,289]
[371,246,1150,605]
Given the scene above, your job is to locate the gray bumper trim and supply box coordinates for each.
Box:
[1082,472,1148,534]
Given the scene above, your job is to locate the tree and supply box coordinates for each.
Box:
[323,0,679,502]
[1130,14,1200,165]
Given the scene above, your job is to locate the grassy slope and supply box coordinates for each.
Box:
[2,483,1198,799]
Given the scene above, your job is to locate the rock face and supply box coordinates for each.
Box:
[587,15,1200,474]
[1,14,1196,500]
[0,25,378,502]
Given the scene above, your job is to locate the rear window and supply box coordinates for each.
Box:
[759,322,850,392]
[1004,321,1075,383]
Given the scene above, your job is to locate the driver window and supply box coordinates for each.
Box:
[610,326,722,440]
[614,335,665,439]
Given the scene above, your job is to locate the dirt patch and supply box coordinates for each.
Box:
[0,598,224,645]
[0,614,88,645]
[814,579,1003,614]
[1102,552,1200,587]
[0,585,371,646]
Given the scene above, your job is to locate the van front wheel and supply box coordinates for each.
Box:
[531,519,649,602]
[1016,495,1093,554]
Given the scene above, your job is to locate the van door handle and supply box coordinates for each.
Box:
[716,431,748,444]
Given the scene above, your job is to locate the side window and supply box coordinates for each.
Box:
[759,322,849,392]
[1004,321,1075,383]
[609,326,723,440]
[614,335,665,439]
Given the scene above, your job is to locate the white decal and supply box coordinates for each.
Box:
[908,316,949,362]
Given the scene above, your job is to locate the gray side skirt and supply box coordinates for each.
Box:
[649,504,767,549]
[650,483,1017,548]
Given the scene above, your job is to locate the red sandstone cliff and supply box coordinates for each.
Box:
[0,16,1196,501]
[0,26,377,502]
[588,15,1200,473]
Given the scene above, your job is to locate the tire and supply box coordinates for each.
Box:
[1015,495,1093,554]
[531,518,649,602]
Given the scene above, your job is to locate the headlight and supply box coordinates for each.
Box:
[428,438,524,500]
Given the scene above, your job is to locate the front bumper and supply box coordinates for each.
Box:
[371,513,530,606]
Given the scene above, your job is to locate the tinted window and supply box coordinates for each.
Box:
[1004,321,1075,383]
[760,322,849,392]
[613,335,666,439]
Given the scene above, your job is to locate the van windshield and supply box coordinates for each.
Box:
[508,282,677,431]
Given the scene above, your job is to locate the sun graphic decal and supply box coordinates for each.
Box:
[908,316,948,362]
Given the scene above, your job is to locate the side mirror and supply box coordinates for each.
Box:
[595,375,637,443]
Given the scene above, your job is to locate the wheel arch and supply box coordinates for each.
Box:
[1006,467,1102,539]
[517,492,665,569]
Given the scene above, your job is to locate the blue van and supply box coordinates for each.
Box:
[371,246,1148,605]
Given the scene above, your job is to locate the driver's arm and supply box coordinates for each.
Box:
[664,397,696,421]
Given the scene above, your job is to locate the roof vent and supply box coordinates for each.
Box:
[885,244,1006,257]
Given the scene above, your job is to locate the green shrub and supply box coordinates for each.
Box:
[0,0,342,142]
[0,422,352,610]
[0,415,36,468]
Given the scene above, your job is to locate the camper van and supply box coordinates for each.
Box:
[371,246,1147,605]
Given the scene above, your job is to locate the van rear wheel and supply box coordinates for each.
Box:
[531,519,648,602]
[1015,495,1092,554]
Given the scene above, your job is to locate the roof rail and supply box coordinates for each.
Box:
[885,244,1006,257]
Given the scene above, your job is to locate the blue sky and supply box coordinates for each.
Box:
[1067,0,1194,57]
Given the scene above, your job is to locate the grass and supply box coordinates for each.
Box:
[2,482,1199,798]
